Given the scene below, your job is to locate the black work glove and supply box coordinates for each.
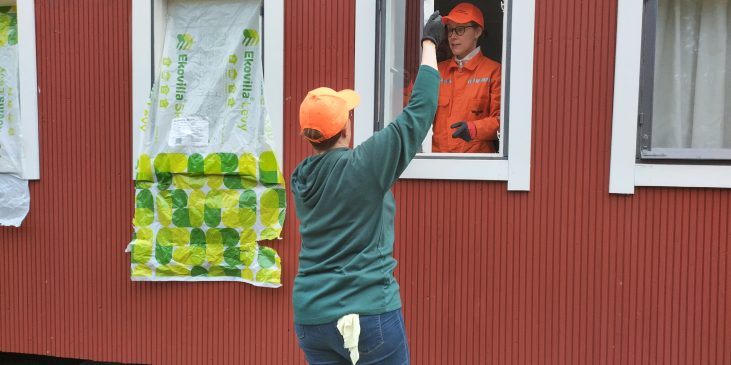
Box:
[421,11,445,46]
[451,121,476,142]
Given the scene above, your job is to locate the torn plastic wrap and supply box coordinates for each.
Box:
[127,0,285,287]
[0,6,29,227]
[0,173,28,227]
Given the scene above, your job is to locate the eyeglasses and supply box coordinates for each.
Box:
[446,25,475,36]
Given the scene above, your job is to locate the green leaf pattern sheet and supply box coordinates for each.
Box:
[0,6,21,175]
[128,0,285,287]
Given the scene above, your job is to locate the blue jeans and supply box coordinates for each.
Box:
[294,309,410,365]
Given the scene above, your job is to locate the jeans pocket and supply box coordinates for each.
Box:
[358,314,385,355]
[294,324,306,340]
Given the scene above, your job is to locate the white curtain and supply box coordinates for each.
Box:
[652,0,731,149]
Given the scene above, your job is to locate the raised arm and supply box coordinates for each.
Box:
[353,12,445,191]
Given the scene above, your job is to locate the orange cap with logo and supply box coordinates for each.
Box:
[299,87,361,143]
[442,2,484,29]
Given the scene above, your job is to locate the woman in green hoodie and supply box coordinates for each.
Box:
[291,12,445,365]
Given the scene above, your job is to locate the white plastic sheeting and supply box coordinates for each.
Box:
[0,173,28,227]
[127,0,286,286]
[0,7,29,227]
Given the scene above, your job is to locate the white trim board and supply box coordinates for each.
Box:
[17,1,40,180]
[609,0,731,193]
[353,0,376,148]
[131,0,285,178]
[635,164,731,189]
[131,0,152,174]
[403,158,509,181]
[263,0,284,166]
[354,0,534,190]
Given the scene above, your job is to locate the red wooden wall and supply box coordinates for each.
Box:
[0,0,729,364]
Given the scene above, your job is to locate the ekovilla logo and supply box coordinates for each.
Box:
[242,29,260,46]
[176,33,193,51]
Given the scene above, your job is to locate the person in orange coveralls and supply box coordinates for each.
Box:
[433,2,501,153]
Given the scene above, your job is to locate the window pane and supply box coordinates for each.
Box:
[652,0,731,150]
[380,0,409,128]
[379,0,505,155]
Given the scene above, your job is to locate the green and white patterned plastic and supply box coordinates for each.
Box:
[0,6,21,175]
[127,0,285,287]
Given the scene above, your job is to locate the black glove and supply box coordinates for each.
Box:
[421,11,445,46]
[451,121,476,142]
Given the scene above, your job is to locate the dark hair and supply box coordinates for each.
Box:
[470,21,484,37]
[303,128,343,151]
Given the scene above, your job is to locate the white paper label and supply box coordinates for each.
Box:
[168,116,209,147]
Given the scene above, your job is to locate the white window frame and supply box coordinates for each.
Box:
[131,0,284,176]
[0,1,40,180]
[609,0,731,194]
[354,0,534,190]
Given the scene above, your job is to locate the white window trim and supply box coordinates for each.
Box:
[354,0,534,190]
[609,0,731,194]
[7,0,40,180]
[131,0,284,177]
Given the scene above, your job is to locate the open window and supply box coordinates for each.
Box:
[610,0,731,193]
[0,1,39,180]
[354,0,534,189]
[131,0,284,174]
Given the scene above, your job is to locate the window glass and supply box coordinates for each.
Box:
[378,0,505,155]
[640,0,731,159]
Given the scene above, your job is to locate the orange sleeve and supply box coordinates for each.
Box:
[472,65,501,141]
[402,79,415,108]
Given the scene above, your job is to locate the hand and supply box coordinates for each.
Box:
[421,11,444,46]
[451,121,476,142]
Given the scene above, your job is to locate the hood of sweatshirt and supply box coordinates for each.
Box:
[290,148,349,209]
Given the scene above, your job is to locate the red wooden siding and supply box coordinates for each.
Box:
[391,1,730,364]
[0,0,729,364]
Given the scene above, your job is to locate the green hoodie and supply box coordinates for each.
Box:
[291,65,439,325]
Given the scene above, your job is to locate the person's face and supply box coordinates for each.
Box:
[446,20,482,59]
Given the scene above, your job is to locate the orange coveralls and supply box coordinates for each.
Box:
[433,53,501,153]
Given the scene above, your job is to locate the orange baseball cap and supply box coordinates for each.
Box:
[299,87,360,143]
[442,3,484,29]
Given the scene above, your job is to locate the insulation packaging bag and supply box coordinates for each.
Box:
[0,6,29,227]
[127,0,285,287]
